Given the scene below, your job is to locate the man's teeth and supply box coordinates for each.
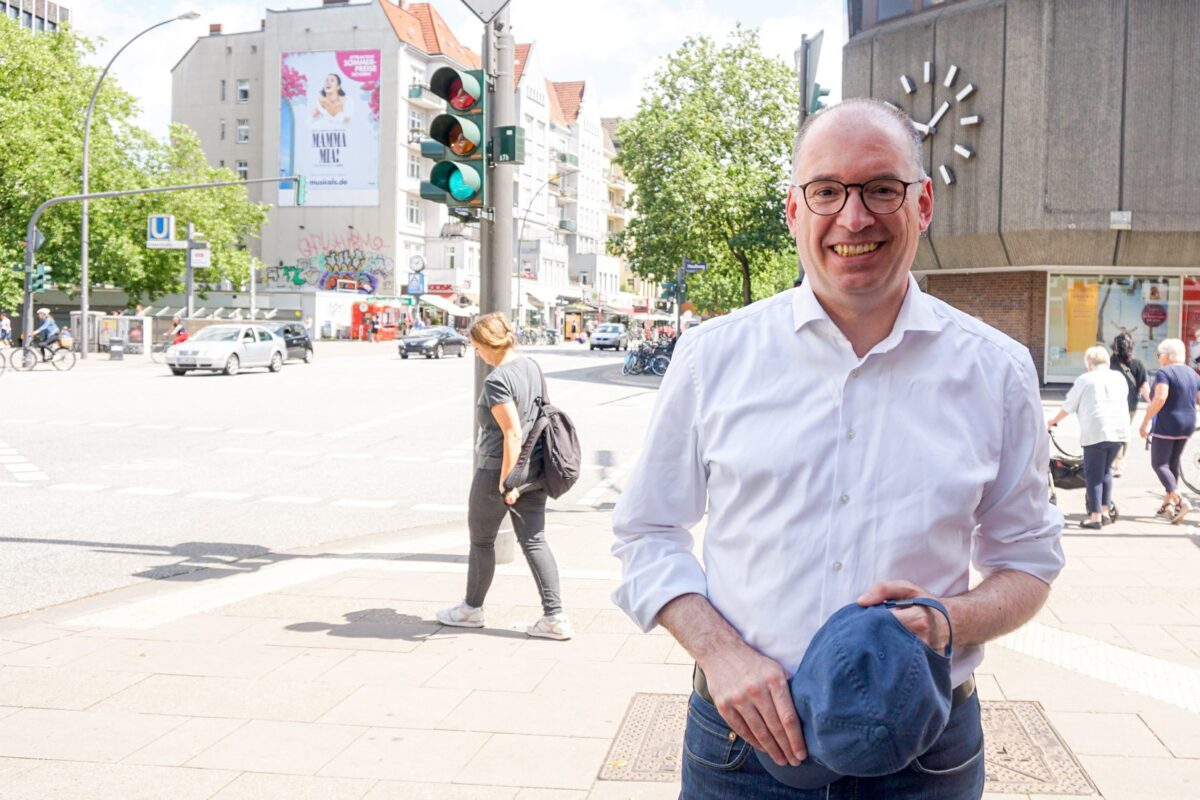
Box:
[833,242,881,257]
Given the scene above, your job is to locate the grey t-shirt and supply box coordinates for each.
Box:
[476,356,543,469]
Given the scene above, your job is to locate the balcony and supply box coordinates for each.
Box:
[407,84,443,111]
[606,202,626,219]
[407,129,426,151]
[558,218,577,233]
[557,153,580,173]
[606,172,627,190]
[556,185,578,204]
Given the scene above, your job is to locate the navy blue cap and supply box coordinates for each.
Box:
[754,597,954,789]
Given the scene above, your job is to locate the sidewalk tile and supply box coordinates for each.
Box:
[535,661,693,697]
[1164,624,1200,658]
[1047,600,1199,626]
[265,648,355,681]
[186,719,366,775]
[122,717,247,766]
[0,761,237,800]
[318,650,453,686]
[1137,705,1200,758]
[588,782,680,799]
[93,674,358,722]
[225,616,434,653]
[1077,754,1200,800]
[0,666,148,710]
[320,685,470,728]
[0,623,82,645]
[82,640,298,678]
[219,593,406,620]
[208,772,376,799]
[0,756,39,782]
[363,781,514,799]
[614,635,675,664]
[0,707,185,762]
[438,689,628,738]
[1044,711,1171,757]
[0,633,116,667]
[986,647,1152,713]
[319,727,490,782]
[0,640,29,657]
[513,633,629,662]
[75,614,259,643]
[665,642,692,665]
[586,609,656,636]
[516,789,588,799]
[424,654,556,692]
[1113,624,1200,668]
[454,733,611,790]
[1039,621,1132,649]
[973,673,1005,701]
[418,630,530,659]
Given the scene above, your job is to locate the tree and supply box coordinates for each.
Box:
[0,18,268,313]
[615,27,799,312]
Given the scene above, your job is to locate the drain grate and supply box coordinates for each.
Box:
[600,694,1097,795]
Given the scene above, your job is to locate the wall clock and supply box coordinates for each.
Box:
[895,62,982,186]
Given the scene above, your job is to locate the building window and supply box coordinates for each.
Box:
[236,160,249,180]
[219,160,225,168]
[407,155,421,179]
[225,45,232,55]
[219,119,226,141]
[408,108,424,133]
[236,119,249,143]
[407,199,422,226]
[878,0,915,21]
[220,79,226,102]
[237,79,249,103]
[251,44,258,54]
[6,6,18,20]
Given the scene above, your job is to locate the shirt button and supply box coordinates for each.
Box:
[850,369,860,378]
[847,430,856,440]
[840,494,850,504]
[832,561,843,572]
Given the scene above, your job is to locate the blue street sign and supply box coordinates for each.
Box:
[683,257,707,273]
[147,214,175,243]
[406,272,426,296]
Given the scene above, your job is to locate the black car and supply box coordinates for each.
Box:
[399,326,469,359]
[261,321,314,363]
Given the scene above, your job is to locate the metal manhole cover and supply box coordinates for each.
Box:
[600,694,1098,795]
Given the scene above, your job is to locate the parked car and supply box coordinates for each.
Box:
[399,326,469,359]
[589,323,629,351]
[261,321,314,363]
[164,324,286,376]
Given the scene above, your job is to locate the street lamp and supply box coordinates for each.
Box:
[514,173,560,334]
[79,11,200,358]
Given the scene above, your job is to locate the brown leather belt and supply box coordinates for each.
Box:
[692,665,976,709]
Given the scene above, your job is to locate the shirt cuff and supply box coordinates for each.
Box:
[611,552,708,633]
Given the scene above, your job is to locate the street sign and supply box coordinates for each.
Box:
[147,214,175,243]
[188,248,211,268]
[683,258,708,273]
[406,272,426,296]
[458,0,511,24]
[146,240,188,250]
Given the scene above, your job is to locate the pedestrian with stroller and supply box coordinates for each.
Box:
[1046,345,1129,529]
[1139,338,1200,523]
[437,312,573,640]
[1109,333,1148,477]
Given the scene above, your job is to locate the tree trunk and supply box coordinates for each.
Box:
[735,251,752,307]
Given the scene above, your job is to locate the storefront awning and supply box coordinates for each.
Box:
[420,293,473,318]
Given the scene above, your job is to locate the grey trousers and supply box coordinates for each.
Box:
[465,468,563,616]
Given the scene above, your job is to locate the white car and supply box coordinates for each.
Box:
[165,324,287,376]
[589,323,629,351]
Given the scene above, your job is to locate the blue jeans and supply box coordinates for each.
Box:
[1082,440,1122,514]
[680,690,984,799]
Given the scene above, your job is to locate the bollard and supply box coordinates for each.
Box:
[109,337,125,360]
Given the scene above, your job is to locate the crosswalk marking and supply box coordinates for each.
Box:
[187,491,250,501]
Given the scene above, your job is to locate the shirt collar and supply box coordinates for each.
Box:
[791,273,941,337]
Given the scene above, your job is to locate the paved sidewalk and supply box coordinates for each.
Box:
[0,413,1197,798]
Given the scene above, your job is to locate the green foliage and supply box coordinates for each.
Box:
[616,26,799,312]
[0,19,268,312]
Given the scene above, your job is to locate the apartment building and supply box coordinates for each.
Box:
[2,0,69,32]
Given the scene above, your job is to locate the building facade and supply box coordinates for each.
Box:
[2,0,69,32]
[844,0,1200,381]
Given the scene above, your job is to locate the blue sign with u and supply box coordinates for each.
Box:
[147,214,175,242]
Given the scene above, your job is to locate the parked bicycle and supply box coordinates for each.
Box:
[622,336,675,376]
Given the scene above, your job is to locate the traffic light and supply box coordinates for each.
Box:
[30,263,50,292]
[420,67,488,208]
[809,82,830,114]
[295,175,308,206]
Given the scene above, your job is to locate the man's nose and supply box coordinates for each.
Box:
[836,188,876,231]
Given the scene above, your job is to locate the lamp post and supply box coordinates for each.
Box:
[514,173,560,334]
[79,11,200,358]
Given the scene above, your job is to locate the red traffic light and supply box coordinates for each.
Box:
[430,67,482,113]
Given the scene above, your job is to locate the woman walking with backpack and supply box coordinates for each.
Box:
[1110,333,1149,478]
[436,312,574,640]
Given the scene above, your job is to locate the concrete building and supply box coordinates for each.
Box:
[2,0,69,32]
[844,0,1200,382]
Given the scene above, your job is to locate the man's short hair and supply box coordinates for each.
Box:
[793,98,926,182]
[1158,338,1186,364]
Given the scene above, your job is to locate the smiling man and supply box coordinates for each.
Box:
[611,99,1064,799]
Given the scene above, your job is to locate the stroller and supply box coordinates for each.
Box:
[1048,428,1084,505]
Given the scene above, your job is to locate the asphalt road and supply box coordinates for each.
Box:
[0,341,661,618]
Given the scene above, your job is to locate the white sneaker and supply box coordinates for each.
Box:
[436,602,485,628]
[527,613,574,640]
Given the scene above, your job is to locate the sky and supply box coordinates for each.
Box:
[67,0,846,140]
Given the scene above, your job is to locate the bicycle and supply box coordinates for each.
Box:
[9,340,76,372]
[148,340,172,364]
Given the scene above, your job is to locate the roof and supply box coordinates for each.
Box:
[552,81,586,125]
[378,0,480,68]
[514,43,531,88]
[546,79,569,127]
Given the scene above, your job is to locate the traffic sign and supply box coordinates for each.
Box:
[188,248,211,268]
[147,214,175,243]
[683,258,708,273]
[146,240,188,250]
[406,273,426,296]
[458,0,511,24]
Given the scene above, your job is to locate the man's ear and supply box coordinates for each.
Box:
[917,177,934,233]
[785,184,801,237]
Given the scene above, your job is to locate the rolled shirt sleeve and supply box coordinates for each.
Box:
[973,349,1065,584]
[611,333,710,631]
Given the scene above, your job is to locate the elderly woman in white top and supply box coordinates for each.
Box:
[1047,345,1130,529]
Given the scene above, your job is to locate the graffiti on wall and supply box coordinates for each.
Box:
[263,230,394,294]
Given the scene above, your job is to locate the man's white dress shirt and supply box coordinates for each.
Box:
[612,276,1065,687]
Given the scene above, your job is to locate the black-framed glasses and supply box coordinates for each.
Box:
[795,178,921,216]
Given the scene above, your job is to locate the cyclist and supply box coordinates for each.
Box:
[32,308,60,357]
[0,312,11,347]
[166,315,189,345]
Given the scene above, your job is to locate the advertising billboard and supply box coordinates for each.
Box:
[279,50,381,207]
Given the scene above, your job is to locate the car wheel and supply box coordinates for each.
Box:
[303,347,314,364]
[589,344,595,351]
[457,345,464,357]
[269,352,284,372]
[401,352,409,360]
[170,368,188,376]
[435,344,444,359]
[223,354,240,376]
